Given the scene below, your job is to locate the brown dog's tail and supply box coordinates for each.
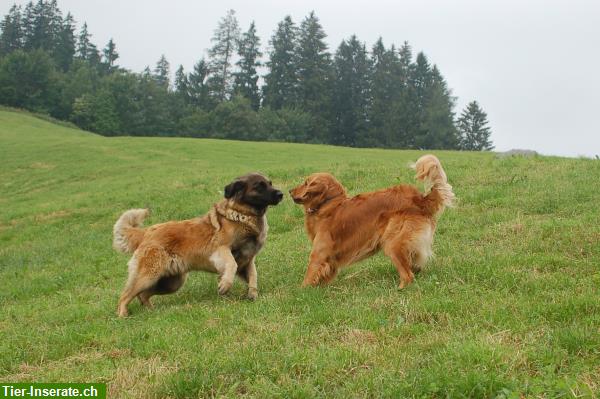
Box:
[112,209,149,253]
[412,154,455,217]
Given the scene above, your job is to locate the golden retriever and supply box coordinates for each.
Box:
[112,173,283,317]
[290,155,454,288]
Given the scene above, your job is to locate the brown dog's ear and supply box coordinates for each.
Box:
[224,180,246,199]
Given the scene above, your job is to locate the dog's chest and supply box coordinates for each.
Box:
[232,216,267,264]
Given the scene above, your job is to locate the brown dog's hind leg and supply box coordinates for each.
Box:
[117,272,161,317]
[138,273,188,308]
[117,248,169,317]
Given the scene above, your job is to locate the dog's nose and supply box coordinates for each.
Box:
[275,191,284,201]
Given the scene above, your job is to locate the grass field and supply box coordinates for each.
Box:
[1,108,599,398]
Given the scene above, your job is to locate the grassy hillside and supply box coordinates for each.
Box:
[1,108,599,398]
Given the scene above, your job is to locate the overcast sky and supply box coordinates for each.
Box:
[4,0,599,157]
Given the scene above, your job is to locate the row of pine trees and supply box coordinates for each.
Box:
[0,1,493,150]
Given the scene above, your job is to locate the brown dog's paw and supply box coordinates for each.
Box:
[247,288,258,301]
[218,279,233,295]
[117,307,129,318]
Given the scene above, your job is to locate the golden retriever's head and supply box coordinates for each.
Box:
[290,173,346,212]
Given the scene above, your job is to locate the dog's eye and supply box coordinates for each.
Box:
[256,181,266,191]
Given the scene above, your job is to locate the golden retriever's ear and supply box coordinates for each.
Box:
[224,180,246,199]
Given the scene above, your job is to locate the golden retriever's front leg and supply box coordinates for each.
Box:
[246,258,258,300]
[302,233,337,287]
[210,246,238,295]
[302,247,338,287]
[302,261,338,286]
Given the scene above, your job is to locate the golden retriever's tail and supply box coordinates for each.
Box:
[412,154,455,216]
[113,209,149,253]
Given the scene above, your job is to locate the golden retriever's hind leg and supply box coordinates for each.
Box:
[411,252,427,274]
[384,244,414,289]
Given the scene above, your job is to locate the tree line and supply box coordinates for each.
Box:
[0,1,493,150]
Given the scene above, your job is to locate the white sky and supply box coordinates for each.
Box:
[3,0,600,157]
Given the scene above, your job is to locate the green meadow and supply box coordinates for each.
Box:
[1,108,599,398]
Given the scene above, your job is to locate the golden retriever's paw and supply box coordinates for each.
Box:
[398,279,413,289]
[301,280,319,288]
[218,279,233,295]
[247,288,258,301]
[117,307,129,318]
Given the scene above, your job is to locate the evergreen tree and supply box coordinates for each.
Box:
[21,1,35,49]
[76,22,99,65]
[234,21,262,110]
[368,38,404,147]
[458,100,493,150]
[389,42,418,148]
[207,9,240,102]
[410,52,433,148]
[153,54,170,88]
[174,64,189,101]
[102,38,118,72]
[21,0,63,56]
[54,12,75,71]
[0,5,24,56]
[263,15,298,109]
[188,58,211,109]
[397,41,413,87]
[297,11,332,142]
[418,66,457,149]
[332,35,371,146]
[411,52,432,114]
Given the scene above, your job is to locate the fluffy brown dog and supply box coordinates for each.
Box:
[290,155,454,288]
[112,173,283,317]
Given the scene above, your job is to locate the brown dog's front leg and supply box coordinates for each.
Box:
[246,259,258,300]
[210,246,238,295]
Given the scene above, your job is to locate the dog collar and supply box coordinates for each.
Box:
[213,201,260,235]
[306,195,339,215]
